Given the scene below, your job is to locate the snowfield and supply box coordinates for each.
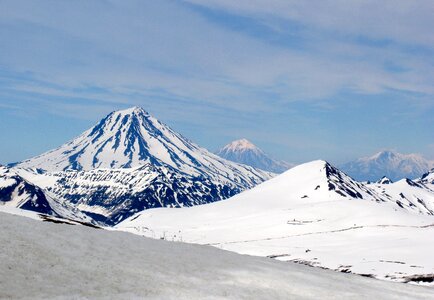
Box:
[1,212,433,299]
[118,161,434,283]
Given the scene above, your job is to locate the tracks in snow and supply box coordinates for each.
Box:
[206,223,434,246]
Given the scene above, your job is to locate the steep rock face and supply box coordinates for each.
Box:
[418,169,434,186]
[14,107,272,188]
[216,139,292,173]
[28,164,241,225]
[0,166,55,215]
[322,162,385,202]
[376,176,393,184]
[340,150,434,182]
[369,177,434,216]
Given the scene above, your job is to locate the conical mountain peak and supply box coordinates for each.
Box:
[222,139,261,152]
[13,109,272,189]
[216,139,292,173]
[114,106,150,116]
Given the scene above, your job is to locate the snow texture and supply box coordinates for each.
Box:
[1,212,433,299]
[14,164,250,225]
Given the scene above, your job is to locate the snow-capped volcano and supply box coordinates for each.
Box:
[14,107,271,186]
[340,150,434,182]
[216,138,292,173]
[11,107,273,225]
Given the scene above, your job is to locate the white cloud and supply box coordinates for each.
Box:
[185,0,434,48]
[0,0,433,117]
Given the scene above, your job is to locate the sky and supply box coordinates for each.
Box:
[0,0,433,165]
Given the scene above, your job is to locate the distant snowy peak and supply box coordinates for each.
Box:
[13,107,272,187]
[220,138,262,153]
[340,150,434,182]
[216,138,292,173]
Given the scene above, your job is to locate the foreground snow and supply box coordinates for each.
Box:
[1,213,433,299]
[118,161,434,283]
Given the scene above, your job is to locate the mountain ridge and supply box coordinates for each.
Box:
[117,159,434,283]
[340,150,434,182]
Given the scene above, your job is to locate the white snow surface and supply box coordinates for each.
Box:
[118,160,434,283]
[1,212,433,299]
[369,178,434,215]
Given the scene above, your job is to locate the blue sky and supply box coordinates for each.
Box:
[0,0,433,165]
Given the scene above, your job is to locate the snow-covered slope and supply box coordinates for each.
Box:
[418,169,434,187]
[1,212,433,299]
[216,138,293,173]
[340,150,434,182]
[118,160,434,283]
[0,165,94,223]
[0,165,54,215]
[369,179,434,216]
[15,164,244,225]
[13,107,271,186]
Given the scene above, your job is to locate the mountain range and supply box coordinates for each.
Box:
[340,150,434,182]
[4,107,272,225]
[118,160,434,282]
[2,106,434,284]
[216,138,293,173]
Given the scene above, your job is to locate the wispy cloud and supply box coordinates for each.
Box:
[0,0,433,163]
